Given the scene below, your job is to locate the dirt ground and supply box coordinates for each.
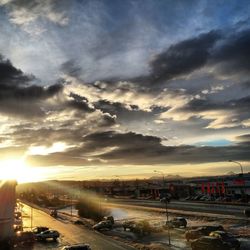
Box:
[101,206,250,250]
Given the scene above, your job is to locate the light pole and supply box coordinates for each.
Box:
[228,160,243,175]
[228,160,245,195]
[162,197,171,245]
[30,206,33,229]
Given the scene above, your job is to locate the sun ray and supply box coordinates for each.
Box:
[0,158,44,183]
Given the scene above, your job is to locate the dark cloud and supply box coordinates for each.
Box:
[235,134,250,145]
[25,130,250,167]
[0,55,65,117]
[67,92,95,113]
[88,27,250,89]
[0,83,63,101]
[83,131,161,150]
[83,131,250,165]
[0,54,33,86]
[236,134,250,141]
[211,28,250,75]
[180,95,250,113]
[89,30,220,86]
[148,30,220,83]
[99,113,116,127]
[94,99,165,123]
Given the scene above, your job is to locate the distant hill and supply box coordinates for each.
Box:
[226,171,236,175]
[149,174,182,180]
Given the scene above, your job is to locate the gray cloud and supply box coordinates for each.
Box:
[0,0,69,27]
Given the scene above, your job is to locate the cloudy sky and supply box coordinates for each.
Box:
[0,0,250,181]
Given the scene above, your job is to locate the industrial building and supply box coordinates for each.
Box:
[0,180,17,244]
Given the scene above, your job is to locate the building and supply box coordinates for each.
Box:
[0,180,17,242]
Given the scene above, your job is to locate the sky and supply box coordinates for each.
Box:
[0,0,250,182]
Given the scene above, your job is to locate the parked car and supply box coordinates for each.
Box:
[32,226,49,234]
[61,243,91,250]
[103,216,114,224]
[166,217,187,228]
[14,231,35,244]
[14,211,22,219]
[123,220,136,231]
[184,196,191,201]
[222,196,232,202]
[74,220,84,225]
[92,220,113,231]
[191,236,231,250]
[122,220,151,236]
[193,194,203,201]
[50,209,58,218]
[209,231,240,249]
[185,225,224,241]
[36,229,60,241]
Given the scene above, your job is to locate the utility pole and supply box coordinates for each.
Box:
[162,197,171,245]
[70,196,73,217]
[30,206,33,229]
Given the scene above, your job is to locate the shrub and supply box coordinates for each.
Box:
[76,197,109,222]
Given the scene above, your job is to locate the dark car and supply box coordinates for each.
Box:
[74,220,84,225]
[61,243,91,250]
[32,226,49,234]
[123,220,136,231]
[122,220,151,236]
[50,209,58,218]
[166,217,187,228]
[209,231,240,249]
[185,225,224,241]
[36,229,60,241]
[103,216,115,224]
[92,220,113,231]
[191,236,231,250]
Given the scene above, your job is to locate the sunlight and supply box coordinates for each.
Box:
[0,159,44,183]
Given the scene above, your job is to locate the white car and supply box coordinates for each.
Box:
[36,229,60,241]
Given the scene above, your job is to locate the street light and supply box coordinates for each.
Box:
[228,160,243,175]
[161,197,171,245]
[228,160,245,196]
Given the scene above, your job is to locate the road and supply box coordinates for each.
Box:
[21,203,135,250]
[107,199,249,218]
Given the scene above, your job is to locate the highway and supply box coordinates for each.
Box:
[21,203,135,250]
[107,199,249,218]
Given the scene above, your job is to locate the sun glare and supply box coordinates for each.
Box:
[0,159,43,183]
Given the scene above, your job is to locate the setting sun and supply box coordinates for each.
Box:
[0,159,43,183]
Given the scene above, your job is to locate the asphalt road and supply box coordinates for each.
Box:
[107,199,249,218]
[21,204,135,250]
